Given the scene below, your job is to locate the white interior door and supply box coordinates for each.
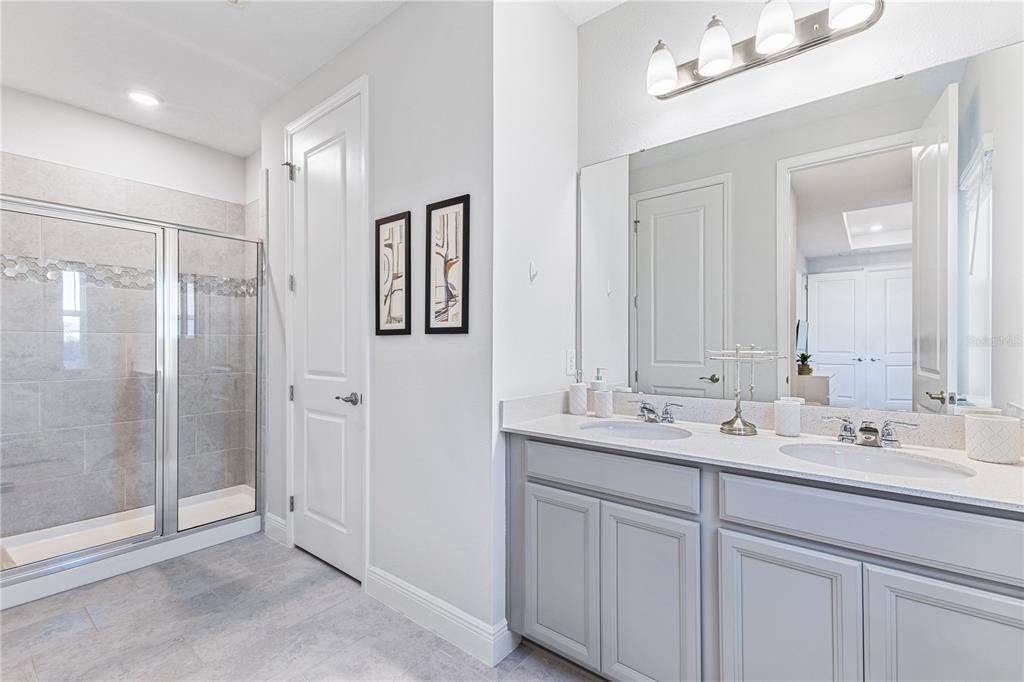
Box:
[866,268,913,410]
[633,181,726,397]
[912,84,959,413]
[289,91,366,579]
[807,271,867,407]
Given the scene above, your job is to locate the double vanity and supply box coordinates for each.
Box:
[504,404,1024,681]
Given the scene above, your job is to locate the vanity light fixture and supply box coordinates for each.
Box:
[697,16,734,77]
[127,90,162,107]
[646,40,679,96]
[828,0,876,29]
[755,0,796,55]
[646,0,883,100]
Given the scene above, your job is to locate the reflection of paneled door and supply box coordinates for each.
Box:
[912,84,958,413]
[633,180,726,397]
[866,268,913,410]
[808,269,912,410]
[807,271,866,407]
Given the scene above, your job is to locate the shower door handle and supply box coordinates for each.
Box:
[335,392,361,406]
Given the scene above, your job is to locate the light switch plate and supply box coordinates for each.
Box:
[565,349,576,376]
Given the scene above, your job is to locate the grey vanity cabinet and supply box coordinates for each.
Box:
[719,530,864,681]
[601,501,701,682]
[864,565,1024,681]
[523,480,701,680]
[523,482,601,670]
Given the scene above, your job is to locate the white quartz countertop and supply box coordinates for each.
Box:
[503,413,1024,514]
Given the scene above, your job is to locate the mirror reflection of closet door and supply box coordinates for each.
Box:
[632,180,726,398]
[807,271,867,408]
[866,268,913,411]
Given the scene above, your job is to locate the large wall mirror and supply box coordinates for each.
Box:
[579,42,1023,415]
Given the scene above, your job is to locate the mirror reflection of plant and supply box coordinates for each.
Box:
[797,352,813,365]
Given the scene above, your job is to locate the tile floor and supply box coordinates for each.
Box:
[0,534,597,681]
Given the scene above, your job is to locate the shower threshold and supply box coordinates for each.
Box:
[1,485,255,570]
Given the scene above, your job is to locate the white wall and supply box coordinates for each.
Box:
[1,87,245,203]
[578,0,1024,166]
[244,152,261,205]
[580,156,629,385]
[260,0,501,649]
[958,43,1024,412]
[493,1,578,401]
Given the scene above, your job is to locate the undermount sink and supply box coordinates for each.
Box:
[579,420,691,441]
[779,443,975,479]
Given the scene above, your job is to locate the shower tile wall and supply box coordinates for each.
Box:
[0,152,256,538]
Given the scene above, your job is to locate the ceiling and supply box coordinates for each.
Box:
[0,1,402,157]
[555,1,625,26]
[792,146,913,260]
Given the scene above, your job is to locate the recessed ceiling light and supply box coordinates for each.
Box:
[870,224,884,232]
[128,90,162,107]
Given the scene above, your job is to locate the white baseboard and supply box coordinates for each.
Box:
[364,565,518,666]
[264,513,289,545]
[1,515,261,609]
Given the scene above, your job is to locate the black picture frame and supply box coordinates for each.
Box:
[425,194,470,334]
[375,211,412,335]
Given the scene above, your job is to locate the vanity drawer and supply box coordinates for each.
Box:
[719,473,1024,586]
[526,441,700,513]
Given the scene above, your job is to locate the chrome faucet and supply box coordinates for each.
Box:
[630,400,660,423]
[880,419,918,448]
[629,399,684,423]
[822,416,856,443]
[823,416,918,448]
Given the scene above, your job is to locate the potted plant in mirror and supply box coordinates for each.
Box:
[797,353,813,376]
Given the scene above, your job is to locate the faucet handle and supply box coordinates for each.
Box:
[661,402,684,422]
[881,419,918,447]
[822,415,856,441]
[822,415,853,425]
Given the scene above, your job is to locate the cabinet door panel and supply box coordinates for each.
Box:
[524,482,601,669]
[865,564,1024,681]
[601,501,700,681]
[719,530,863,681]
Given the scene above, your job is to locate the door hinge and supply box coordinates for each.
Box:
[288,274,296,292]
[633,220,639,233]
[289,385,294,401]
[289,495,295,512]
[282,161,297,182]
[633,295,638,308]
[634,369,639,381]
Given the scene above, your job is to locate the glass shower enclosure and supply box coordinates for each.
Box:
[0,196,262,578]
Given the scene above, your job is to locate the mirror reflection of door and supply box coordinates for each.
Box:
[631,179,727,398]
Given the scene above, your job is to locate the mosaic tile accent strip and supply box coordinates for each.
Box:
[1,254,156,290]
[1,254,257,297]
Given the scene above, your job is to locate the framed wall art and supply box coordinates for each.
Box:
[375,211,411,335]
[425,194,470,334]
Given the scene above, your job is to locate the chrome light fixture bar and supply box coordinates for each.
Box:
[651,0,884,100]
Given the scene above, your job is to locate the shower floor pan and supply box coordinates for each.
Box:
[1,485,255,570]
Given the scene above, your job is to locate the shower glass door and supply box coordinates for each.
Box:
[175,231,258,531]
[0,210,162,569]
[1,197,261,579]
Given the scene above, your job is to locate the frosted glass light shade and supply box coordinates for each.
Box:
[697,15,733,77]
[755,0,796,54]
[646,40,678,96]
[828,0,875,29]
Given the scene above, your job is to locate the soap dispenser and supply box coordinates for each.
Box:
[590,367,609,392]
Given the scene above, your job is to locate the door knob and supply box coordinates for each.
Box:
[925,390,947,404]
[854,357,865,362]
[335,392,361,405]
[699,373,721,384]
